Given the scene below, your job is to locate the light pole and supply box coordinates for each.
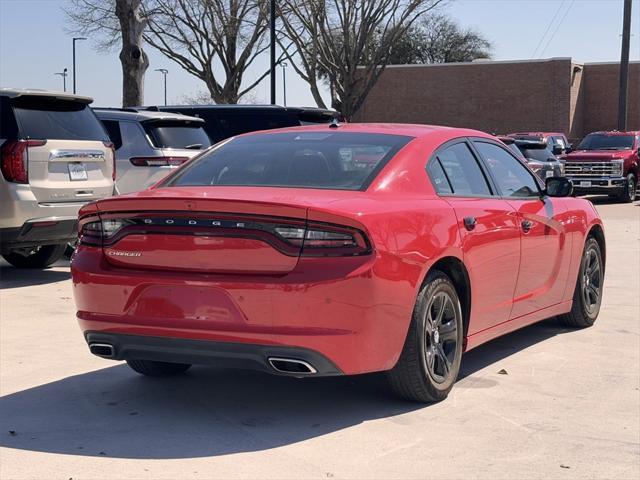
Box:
[155,69,169,106]
[270,0,276,104]
[617,0,633,131]
[72,37,87,94]
[281,62,288,106]
[54,68,68,92]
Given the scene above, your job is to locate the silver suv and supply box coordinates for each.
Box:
[0,89,115,268]
[94,108,211,194]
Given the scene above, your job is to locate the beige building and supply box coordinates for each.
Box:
[354,58,640,142]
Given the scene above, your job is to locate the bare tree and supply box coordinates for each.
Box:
[66,0,149,106]
[143,0,272,104]
[278,0,445,119]
[388,14,492,64]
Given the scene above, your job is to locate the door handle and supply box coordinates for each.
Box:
[463,216,477,231]
[521,219,533,233]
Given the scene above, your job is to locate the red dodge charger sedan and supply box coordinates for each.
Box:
[72,124,605,402]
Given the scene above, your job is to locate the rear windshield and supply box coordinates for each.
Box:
[11,96,108,141]
[165,132,412,191]
[517,146,555,162]
[578,134,635,151]
[143,121,211,149]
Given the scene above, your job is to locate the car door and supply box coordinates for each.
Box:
[427,139,521,335]
[472,139,570,318]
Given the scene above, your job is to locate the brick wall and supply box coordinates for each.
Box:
[354,58,640,141]
[582,62,640,134]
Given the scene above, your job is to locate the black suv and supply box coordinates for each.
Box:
[140,105,338,143]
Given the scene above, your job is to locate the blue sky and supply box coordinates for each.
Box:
[1,0,638,107]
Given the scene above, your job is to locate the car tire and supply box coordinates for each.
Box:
[618,173,637,203]
[126,359,192,377]
[558,236,603,328]
[2,244,67,269]
[387,271,464,403]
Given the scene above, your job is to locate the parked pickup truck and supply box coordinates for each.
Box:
[561,131,639,203]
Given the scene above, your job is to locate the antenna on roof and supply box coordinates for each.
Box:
[329,118,340,129]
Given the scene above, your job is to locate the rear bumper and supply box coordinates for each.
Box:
[0,216,77,252]
[84,331,343,376]
[569,176,626,195]
[72,246,416,375]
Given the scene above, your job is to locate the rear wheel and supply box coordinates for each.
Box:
[617,173,637,203]
[558,236,603,328]
[2,244,67,268]
[387,271,464,403]
[126,359,192,377]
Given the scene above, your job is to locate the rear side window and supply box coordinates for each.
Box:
[101,120,123,150]
[432,142,492,196]
[11,96,108,141]
[165,132,412,191]
[142,121,211,150]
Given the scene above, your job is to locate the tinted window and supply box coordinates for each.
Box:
[434,142,492,196]
[143,121,211,150]
[0,97,18,139]
[578,134,634,151]
[518,146,554,162]
[11,96,108,141]
[101,120,123,150]
[217,113,298,138]
[474,141,540,198]
[166,132,412,191]
[427,158,453,194]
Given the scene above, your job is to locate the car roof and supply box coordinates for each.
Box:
[0,88,93,103]
[508,132,566,137]
[588,130,640,136]
[93,107,204,123]
[235,122,492,140]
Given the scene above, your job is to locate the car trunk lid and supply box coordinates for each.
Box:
[95,193,309,275]
[27,139,114,203]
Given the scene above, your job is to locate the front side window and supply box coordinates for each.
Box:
[165,132,412,191]
[578,134,635,151]
[431,142,492,197]
[474,141,540,198]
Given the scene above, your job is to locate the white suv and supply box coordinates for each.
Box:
[0,89,115,268]
[94,108,211,194]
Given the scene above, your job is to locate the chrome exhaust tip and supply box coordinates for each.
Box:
[268,357,317,375]
[89,343,115,358]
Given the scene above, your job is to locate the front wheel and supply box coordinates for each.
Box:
[387,271,464,403]
[558,236,604,328]
[618,173,637,203]
[2,244,67,268]
[126,359,192,377]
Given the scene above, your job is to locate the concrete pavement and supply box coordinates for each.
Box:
[1,199,638,479]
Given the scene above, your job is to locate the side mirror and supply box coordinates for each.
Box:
[565,144,573,153]
[545,177,573,197]
[552,145,564,155]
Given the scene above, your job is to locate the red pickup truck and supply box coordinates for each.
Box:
[561,131,639,203]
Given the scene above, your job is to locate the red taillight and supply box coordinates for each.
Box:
[103,141,116,181]
[275,222,371,257]
[0,139,46,183]
[78,215,103,246]
[129,156,189,167]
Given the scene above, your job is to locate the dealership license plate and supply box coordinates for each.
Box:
[68,163,88,181]
[580,180,591,187]
[545,170,554,178]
